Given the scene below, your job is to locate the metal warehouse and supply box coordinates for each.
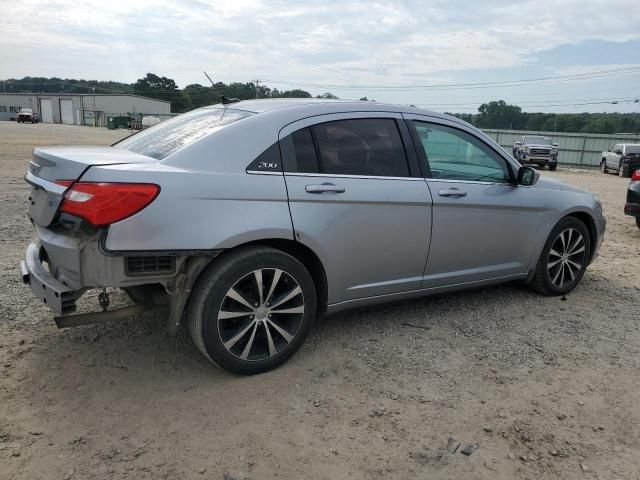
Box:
[0,93,171,126]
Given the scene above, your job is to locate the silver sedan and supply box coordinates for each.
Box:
[21,99,605,374]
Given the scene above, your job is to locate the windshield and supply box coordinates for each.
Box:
[20,108,32,113]
[524,136,552,145]
[625,145,640,154]
[114,107,254,160]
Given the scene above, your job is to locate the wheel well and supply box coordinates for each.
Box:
[230,239,328,317]
[565,212,597,261]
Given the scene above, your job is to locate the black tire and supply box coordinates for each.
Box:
[549,164,557,172]
[186,246,317,375]
[636,217,640,230]
[529,217,591,296]
[619,163,630,178]
[601,160,608,174]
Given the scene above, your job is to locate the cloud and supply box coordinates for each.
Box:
[1,0,639,112]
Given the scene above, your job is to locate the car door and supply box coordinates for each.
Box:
[608,144,620,169]
[403,114,543,288]
[280,113,432,304]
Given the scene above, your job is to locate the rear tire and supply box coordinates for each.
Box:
[529,217,591,296]
[186,246,317,375]
[549,164,557,172]
[619,163,629,178]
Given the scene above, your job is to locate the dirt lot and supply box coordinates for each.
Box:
[1,122,639,480]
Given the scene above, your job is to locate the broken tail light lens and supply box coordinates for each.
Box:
[632,170,640,181]
[56,182,160,227]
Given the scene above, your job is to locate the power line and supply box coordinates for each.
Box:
[261,66,640,91]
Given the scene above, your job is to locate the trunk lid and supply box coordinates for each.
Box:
[26,146,156,227]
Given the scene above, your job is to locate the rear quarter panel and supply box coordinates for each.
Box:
[81,164,293,252]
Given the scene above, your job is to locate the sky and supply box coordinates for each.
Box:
[1,0,639,113]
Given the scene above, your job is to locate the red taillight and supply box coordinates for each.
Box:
[632,170,640,181]
[58,182,160,227]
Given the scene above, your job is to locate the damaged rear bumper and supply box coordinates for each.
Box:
[20,241,80,315]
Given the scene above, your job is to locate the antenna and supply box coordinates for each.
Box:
[203,71,215,87]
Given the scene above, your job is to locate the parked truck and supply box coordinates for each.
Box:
[601,143,640,178]
[513,135,558,171]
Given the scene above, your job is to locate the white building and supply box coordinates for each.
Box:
[0,93,171,126]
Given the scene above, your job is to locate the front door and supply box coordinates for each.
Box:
[281,114,432,304]
[404,115,542,288]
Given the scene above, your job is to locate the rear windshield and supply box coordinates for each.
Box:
[523,136,552,145]
[625,145,640,154]
[114,107,254,160]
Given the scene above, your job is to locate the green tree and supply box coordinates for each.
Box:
[133,73,187,112]
[316,92,339,99]
[476,100,525,129]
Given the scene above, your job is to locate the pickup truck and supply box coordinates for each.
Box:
[513,135,558,171]
[16,108,39,124]
[601,143,640,178]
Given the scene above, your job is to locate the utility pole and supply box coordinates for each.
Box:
[253,79,261,99]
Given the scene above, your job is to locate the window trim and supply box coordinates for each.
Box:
[407,119,516,184]
[281,117,415,179]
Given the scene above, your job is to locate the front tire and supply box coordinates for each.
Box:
[529,217,591,296]
[549,164,557,172]
[186,247,317,375]
[601,161,608,174]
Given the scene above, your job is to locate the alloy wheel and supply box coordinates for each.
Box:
[547,228,586,289]
[217,268,305,361]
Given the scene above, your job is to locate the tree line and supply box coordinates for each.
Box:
[1,74,338,113]
[450,100,640,134]
[3,77,639,134]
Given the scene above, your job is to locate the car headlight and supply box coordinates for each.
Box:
[523,146,529,151]
[552,149,558,154]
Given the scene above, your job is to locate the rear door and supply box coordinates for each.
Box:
[403,114,542,288]
[280,113,432,304]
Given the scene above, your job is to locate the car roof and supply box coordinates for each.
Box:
[226,98,448,119]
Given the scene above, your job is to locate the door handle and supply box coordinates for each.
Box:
[305,183,345,194]
[438,188,467,197]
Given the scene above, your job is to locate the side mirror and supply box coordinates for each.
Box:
[515,141,522,146]
[552,143,558,148]
[517,166,539,186]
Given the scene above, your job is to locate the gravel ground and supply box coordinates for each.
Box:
[1,122,639,480]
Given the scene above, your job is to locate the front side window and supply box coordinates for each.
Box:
[114,107,254,160]
[281,118,410,177]
[413,121,510,183]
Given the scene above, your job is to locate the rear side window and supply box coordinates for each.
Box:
[281,118,410,177]
[280,128,319,173]
[114,107,254,160]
